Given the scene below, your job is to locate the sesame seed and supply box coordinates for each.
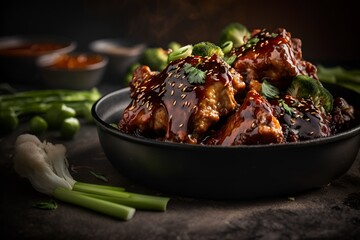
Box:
[179,123,184,128]
[159,89,166,96]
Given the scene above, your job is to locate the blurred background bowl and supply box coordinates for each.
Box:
[89,38,146,84]
[37,52,108,90]
[0,35,76,84]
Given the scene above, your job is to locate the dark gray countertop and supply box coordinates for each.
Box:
[1,84,360,240]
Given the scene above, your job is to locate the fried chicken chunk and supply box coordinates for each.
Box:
[232,28,317,90]
[118,55,245,144]
[206,89,284,145]
[270,95,331,142]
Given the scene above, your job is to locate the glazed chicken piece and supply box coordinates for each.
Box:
[270,95,331,142]
[206,89,284,145]
[232,28,317,90]
[118,55,245,144]
[330,97,356,135]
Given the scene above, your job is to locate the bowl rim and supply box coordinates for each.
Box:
[0,35,77,56]
[36,52,108,71]
[89,38,146,57]
[92,86,360,151]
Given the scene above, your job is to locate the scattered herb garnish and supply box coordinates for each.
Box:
[109,123,119,129]
[261,79,279,99]
[279,99,295,116]
[33,199,58,210]
[243,37,259,50]
[89,170,109,183]
[183,63,206,84]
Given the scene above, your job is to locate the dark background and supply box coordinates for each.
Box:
[0,0,359,67]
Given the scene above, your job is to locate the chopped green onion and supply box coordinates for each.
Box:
[221,41,233,54]
[29,116,48,135]
[168,45,193,63]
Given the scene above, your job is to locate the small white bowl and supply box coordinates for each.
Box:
[37,52,108,90]
[89,38,146,82]
[0,35,76,84]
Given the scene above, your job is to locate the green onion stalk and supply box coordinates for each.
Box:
[13,134,170,221]
[0,88,101,134]
[317,65,360,93]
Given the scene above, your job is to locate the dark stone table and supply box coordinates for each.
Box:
[1,84,360,240]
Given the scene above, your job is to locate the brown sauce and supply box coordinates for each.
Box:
[46,54,103,70]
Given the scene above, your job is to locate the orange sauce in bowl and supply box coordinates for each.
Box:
[0,42,69,56]
[47,54,103,69]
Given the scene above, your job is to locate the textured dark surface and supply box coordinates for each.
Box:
[1,1,360,238]
[1,85,360,240]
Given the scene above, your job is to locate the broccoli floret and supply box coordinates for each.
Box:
[140,47,168,71]
[219,22,251,48]
[287,75,333,112]
[192,42,224,58]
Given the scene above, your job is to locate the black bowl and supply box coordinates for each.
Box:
[92,83,360,199]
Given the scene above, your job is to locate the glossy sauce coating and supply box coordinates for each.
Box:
[206,89,283,145]
[233,28,317,90]
[271,95,331,142]
[119,55,238,142]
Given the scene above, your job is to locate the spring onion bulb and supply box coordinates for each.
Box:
[13,134,170,221]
